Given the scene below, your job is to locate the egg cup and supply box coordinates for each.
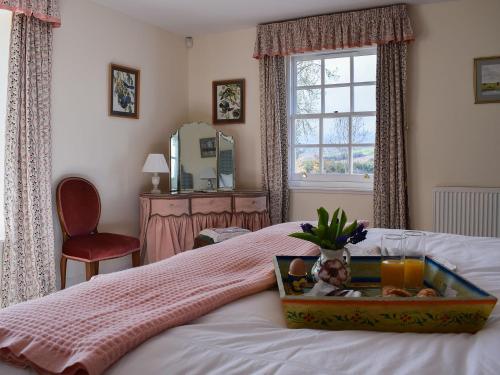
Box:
[287,273,308,293]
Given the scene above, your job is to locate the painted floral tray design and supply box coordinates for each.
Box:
[273,256,497,333]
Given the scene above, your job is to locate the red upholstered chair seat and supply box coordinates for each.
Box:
[63,233,140,261]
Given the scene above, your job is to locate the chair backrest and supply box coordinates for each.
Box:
[56,177,101,238]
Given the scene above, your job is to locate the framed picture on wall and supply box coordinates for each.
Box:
[199,137,216,158]
[212,79,245,124]
[474,56,500,104]
[109,64,140,118]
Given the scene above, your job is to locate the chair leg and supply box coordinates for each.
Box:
[60,255,68,290]
[132,250,141,267]
[85,262,94,281]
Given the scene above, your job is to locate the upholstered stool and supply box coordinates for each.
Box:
[193,227,250,249]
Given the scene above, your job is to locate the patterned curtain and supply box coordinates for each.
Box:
[373,43,409,229]
[254,4,414,228]
[259,56,288,224]
[0,12,56,307]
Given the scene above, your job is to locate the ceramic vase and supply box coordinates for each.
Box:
[312,247,351,288]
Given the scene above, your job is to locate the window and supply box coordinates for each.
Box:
[288,48,376,191]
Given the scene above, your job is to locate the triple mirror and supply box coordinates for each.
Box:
[170,122,235,192]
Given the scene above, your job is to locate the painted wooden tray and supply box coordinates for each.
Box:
[273,255,497,333]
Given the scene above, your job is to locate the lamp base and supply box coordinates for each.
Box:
[151,173,161,194]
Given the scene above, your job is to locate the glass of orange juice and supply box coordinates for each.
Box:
[380,234,405,288]
[403,231,426,290]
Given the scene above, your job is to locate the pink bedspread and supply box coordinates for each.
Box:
[0,222,318,375]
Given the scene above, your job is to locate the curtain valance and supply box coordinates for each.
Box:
[0,0,60,26]
[254,4,413,59]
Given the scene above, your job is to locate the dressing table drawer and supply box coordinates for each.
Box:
[150,198,189,216]
[234,196,268,213]
[191,197,232,214]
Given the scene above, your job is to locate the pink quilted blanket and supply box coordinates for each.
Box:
[0,222,318,375]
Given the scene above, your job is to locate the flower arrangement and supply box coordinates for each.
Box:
[290,207,367,250]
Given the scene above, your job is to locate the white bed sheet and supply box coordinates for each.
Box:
[2,229,500,375]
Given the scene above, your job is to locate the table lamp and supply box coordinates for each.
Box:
[200,167,216,190]
[142,153,169,194]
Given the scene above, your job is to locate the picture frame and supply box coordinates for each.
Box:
[109,64,140,118]
[474,56,500,104]
[199,137,216,158]
[212,79,245,124]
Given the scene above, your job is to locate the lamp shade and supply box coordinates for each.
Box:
[142,154,169,173]
[199,167,216,179]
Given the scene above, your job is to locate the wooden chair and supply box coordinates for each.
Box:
[56,177,140,289]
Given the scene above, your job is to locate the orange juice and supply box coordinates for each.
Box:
[404,258,424,289]
[380,260,405,288]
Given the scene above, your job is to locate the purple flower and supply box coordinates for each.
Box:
[349,224,367,244]
[300,223,314,234]
[335,234,349,247]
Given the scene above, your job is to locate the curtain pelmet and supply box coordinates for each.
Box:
[254,4,413,59]
[0,0,60,27]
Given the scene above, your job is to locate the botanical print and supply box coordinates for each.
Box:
[212,79,245,124]
[475,57,500,104]
[480,63,500,95]
[109,64,140,118]
[113,71,135,112]
[217,84,240,119]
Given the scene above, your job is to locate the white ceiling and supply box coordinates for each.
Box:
[91,0,451,36]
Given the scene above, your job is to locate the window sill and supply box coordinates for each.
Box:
[289,180,373,194]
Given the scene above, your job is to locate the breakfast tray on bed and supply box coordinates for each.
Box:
[273,255,497,333]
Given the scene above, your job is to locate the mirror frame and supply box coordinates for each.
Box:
[217,132,235,191]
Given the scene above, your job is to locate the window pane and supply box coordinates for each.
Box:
[325,87,350,113]
[323,147,349,174]
[295,148,320,174]
[325,57,350,84]
[352,146,374,175]
[296,59,321,86]
[323,118,349,144]
[295,119,319,144]
[352,116,376,143]
[354,54,376,82]
[296,88,321,114]
[354,85,375,112]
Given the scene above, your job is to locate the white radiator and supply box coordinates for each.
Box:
[433,187,500,237]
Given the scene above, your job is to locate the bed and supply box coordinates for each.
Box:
[1,225,499,375]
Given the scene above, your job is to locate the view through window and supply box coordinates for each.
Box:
[289,48,376,190]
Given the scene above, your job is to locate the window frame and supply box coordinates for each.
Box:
[287,47,377,192]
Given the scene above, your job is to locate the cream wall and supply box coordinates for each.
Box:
[52,0,188,286]
[187,28,261,189]
[407,0,500,230]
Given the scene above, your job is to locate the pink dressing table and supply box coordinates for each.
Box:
[139,190,270,263]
